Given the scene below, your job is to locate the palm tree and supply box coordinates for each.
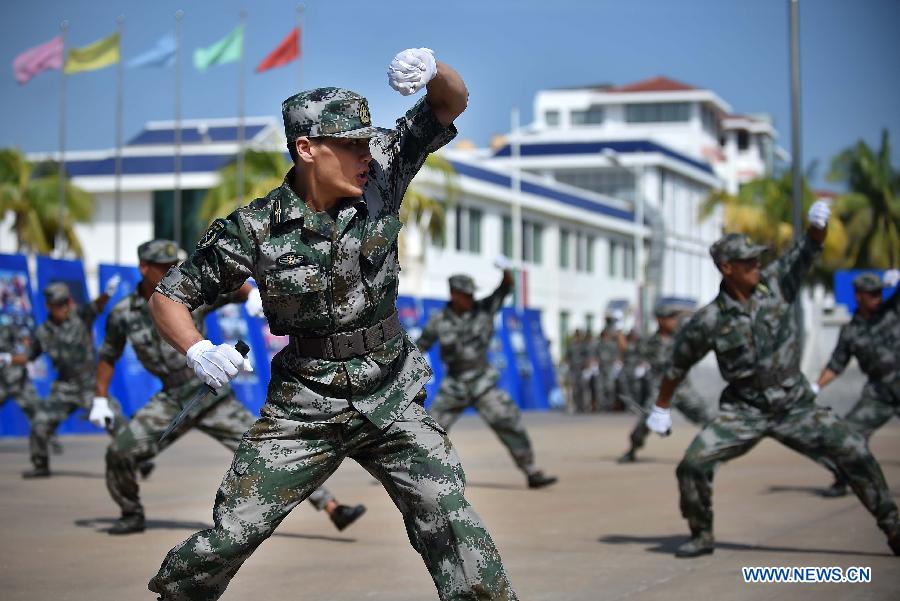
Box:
[0,148,93,255]
[198,149,290,223]
[827,129,900,269]
[399,153,458,256]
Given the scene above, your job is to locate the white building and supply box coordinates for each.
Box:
[1,76,780,360]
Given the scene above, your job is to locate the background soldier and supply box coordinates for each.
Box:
[618,301,713,463]
[614,328,646,418]
[146,48,518,600]
[0,317,45,468]
[97,240,364,535]
[563,329,589,413]
[813,269,900,497]
[644,200,900,558]
[593,311,623,411]
[19,278,121,478]
[416,265,557,489]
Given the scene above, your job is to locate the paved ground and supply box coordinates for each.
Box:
[1,366,898,600]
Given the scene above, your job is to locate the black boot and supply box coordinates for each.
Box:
[617,449,637,464]
[527,471,558,489]
[330,504,366,531]
[22,463,50,479]
[138,461,156,480]
[108,514,145,535]
[820,480,848,498]
[676,530,714,558]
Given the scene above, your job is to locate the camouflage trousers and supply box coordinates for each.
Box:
[29,375,125,469]
[430,374,537,476]
[148,399,517,601]
[677,397,899,538]
[822,379,899,486]
[106,381,334,519]
[627,379,713,453]
[1,377,43,461]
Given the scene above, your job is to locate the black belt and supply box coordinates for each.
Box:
[290,312,403,360]
[731,366,800,389]
[161,367,196,390]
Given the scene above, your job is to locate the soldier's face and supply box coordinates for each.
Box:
[721,257,760,288]
[449,289,474,313]
[48,301,71,322]
[657,315,678,335]
[309,137,373,198]
[854,289,882,314]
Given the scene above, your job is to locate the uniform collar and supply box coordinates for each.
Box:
[715,279,771,316]
[270,167,367,238]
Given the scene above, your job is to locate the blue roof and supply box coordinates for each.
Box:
[127,124,267,146]
[449,160,633,221]
[492,139,714,175]
[65,154,236,177]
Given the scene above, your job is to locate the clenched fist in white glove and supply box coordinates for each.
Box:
[104,273,122,297]
[186,340,253,390]
[0,352,11,367]
[387,48,437,96]
[807,199,831,229]
[494,254,513,271]
[245,287,265,319]
[89,396,115,429]
[645,405,672,436]
[883,269,900,288]
[809,382,821,396]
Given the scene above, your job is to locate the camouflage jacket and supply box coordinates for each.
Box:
[99,284,239,386]
[590,328,620,367]
[30,302,99,382]
[665,235,821,410]
[157,99,456,429]
[827,287,899,386]
[416,279,511,380]
[1,319,32,387]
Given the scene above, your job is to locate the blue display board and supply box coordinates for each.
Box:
[0,254,39,435]
[521,309,556,410]
[834,270,896,314]
[205,299,268,416]
[419,298,447,407]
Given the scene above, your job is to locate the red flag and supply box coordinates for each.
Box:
[255,28,299,73]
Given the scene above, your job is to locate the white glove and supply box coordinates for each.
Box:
[185,339,253,390]
[610,360,623,380]
[387,47,437,96]
[493,254,514,271]
[104,273,122,296]
[245,287,265,319]
[807,200,831,229]
[883,269,900,288]
[0,352,11,367]
[645,406,672,436]
[633,363,648,378]
[89,396,115,429]
[810,382,821,396]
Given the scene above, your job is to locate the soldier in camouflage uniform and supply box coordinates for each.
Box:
[146,49,518,600]
[19,280,120,478]
[643,201,900,558]
[618,301,713,463]
[592,315,622,411]
[614,328,645,417]
[565,329,589,412]
[97,240,365,535]
[812,270,900,498]
[416,270,557,489]
[0,319,44,465]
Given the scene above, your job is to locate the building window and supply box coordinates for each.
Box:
[454,207,482,254]
[560,310,570,352]
[545,110,560,126]
[701,104,718,136]
[153,188,207,250]
[624,242,635,279]
[522,220,543,264]
[571,104,604,125]
[586,236,595,273]
[554,168,635,202]
[625,102,690,123]
[585,313,594,335]
[574,232,594,273]
[502,215,512,257]
[737,129,750,151]
[608,240,619,277]
[559,228,570,268]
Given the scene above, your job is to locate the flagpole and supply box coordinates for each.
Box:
[296,4,304,89]
[57,20,69,255]
[236,10,246,206]
[113,15,125,264]
[510,107,524,311]
[174,9,184,248]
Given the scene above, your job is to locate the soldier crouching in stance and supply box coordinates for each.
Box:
[643,200,900,558]
[147,48,518,600]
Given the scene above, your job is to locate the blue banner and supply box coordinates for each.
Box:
[0,253,39,436]
[498,309,534,408]
[834,269,896,314]
[419,298,448,407]
[521,309,556,410]
[205,300,268,415]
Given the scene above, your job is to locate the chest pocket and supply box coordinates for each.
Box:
[714,322,754,365]
[263,266,329,334]
[265,266,327,297]
[360,214,402,289]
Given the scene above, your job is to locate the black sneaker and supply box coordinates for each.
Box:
[617,450,636,464]
[820,481,848,498]
[527,472,558,489]
[139,461,156,480]
[330,504,366,531]
[22,466,50,479]
[108,514,146,535]
[675,532,715,558]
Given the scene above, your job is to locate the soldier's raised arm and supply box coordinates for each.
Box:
[416,313,440,353]
[766,200,830,302]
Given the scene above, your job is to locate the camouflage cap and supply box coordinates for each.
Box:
[282,87,391,141]
[44,282,71,305]
[853,272,883,292]
[138,239,183,264]
[709,233,768,265]
[448,274,476,295]
[654,298,695,318]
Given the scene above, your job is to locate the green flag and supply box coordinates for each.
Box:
[194,25,243,71]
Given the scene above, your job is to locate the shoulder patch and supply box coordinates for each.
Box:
[197,219,227,250]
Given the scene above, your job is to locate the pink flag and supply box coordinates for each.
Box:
[13,35,64,85]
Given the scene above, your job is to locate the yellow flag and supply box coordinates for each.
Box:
[64,32,120,74]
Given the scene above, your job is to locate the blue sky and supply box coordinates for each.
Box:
[2,0,898,189]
